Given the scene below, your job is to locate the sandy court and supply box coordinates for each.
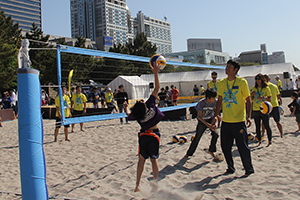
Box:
[0,97,300,199]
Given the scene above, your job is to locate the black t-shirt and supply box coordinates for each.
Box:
[115,91,128,104]
[193,87,199,95]
[289,99,300,114]
[158,92,167,101]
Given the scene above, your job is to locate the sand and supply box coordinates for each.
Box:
[0,97,300,200]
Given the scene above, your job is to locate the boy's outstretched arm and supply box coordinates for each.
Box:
[151,62,160,98]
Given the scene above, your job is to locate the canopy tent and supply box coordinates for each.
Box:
[108,63,295,100]
[107,76,150,100]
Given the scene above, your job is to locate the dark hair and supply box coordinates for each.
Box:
[264,74,269,82]
[205,88,217,99]
[165,86,169,90]
[76,86,81,90]
[131,101,147,121]
[291,92,298,98]
[171,85,174,88]
[119,84,124,89]
[255,73,268,88]
[227,59,241,74]
[62,85,67,89]
[161,87,165,91]
[211,71,217,75]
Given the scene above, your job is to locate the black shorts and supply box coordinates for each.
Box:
[270,107,280,122]
[72,110,84,117]
[138,129,160,159]
[295,113,300,123]
[55,117,70,128]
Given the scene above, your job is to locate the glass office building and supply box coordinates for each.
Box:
[0,0,41,32]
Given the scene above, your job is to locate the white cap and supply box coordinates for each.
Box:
[275,75,279,78]
[108,88,111,91]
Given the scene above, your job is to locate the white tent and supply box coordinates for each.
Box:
[107,76,150,100]
[108,63,296,100]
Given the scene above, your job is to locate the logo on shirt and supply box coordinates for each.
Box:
[75,96,82,105]
[140,108,155,123]
[223,89,238,108]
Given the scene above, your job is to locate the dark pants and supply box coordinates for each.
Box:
[118,104,128,123]
[221,122,254,174]
[186,119,218,156]
[252,111,272,142]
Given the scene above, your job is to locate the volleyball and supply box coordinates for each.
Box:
[179,136,188,143]
[247,132,255,140]
[260,101,273,114]
[254,135,265,141]
[191,135,195,141]
[172,135,180,143]
[150,54,166,70]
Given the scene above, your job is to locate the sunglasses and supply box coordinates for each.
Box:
[255,77,261,80]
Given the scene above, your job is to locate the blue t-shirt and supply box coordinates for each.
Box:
[128,95,165,130]
[195,98,217,120]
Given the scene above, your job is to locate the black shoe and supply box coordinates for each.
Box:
[244,171,254,177]
[224,169,235,175]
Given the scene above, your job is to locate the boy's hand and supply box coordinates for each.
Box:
[151,62,160,73]
[123,101,128,108]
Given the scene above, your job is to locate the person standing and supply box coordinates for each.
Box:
[158,88,168,107]
[54,86,72,142]
[214,59,254,176]
[91,87,100,108]
[71,86,87,132]
[275,75,282,94]
[115,84,129,124]
[2,92,12,109]
[200,85,205,95]
[165,86,173,106]
[171,85,179,106]
[207,71,219,92]
[288,78,295,90]
[250,74,272,146]
[264,74,283,138]
[193,85,199,96]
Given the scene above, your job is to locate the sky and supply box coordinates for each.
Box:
[42,0,300,68]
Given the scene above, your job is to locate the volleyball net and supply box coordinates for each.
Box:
[56,45,224,125]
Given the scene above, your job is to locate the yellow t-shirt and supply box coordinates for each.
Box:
[105,92,114,103]
[277,80,282,91]
[268,82,280,107]
[55,94,71,117]
[71,93,87,111]
[207,80,219,92]
[218,76,250,123]
[250,86,271,111]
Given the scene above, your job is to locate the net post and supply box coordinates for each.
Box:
[56,46,65,123]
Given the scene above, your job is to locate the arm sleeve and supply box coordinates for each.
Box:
[242,79,250,98]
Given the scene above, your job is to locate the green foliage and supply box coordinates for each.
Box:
[240,62,260,67]
[0,8,22,91]
[75,36,86,48]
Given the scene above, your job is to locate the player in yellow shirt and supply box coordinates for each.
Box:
[215,59,254,176]
[54,86,72,142]
[264,74,283,138]
[250,74,272,146]
[71,86,87,132]
[207,71,220,92]
[275,75,282,94]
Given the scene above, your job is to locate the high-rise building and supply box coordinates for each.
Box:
[187,39,222,52]
[0,0,41,32]
[71,0,128,48]
[70,0,172,54]
[131,11,172,54]
[268,51,285,64]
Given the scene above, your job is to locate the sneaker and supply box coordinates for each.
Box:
[244,171,254,177]
[224,169,235,175]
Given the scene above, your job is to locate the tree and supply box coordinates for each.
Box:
[0,7,22,91]
[75,36,86,48]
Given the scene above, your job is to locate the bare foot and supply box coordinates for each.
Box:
[134,185,140,192]
[257,141,262,147]
[65,139,71,142]
[280,132,284,138]
[81,129,85,132]
[54,139,57,142]
[295,129,300,133]
[150,181,158,193]
[206,150,215,158]
[71,130,74,133]
[266,141,272,147]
